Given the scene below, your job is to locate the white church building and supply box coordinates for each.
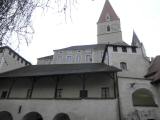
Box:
[0,0,160,120]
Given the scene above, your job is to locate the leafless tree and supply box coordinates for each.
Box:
[0,0,78,48]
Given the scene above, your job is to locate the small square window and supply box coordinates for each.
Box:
[9,50,12,55]
[122,47,127,52]
[113,46,117,52]
[25,62,28,65]
[67,56,72,63]
[17,57,20,61]
[107,25,110,32]
[120,62,127,70]
[80,90,88,98]
[56,89,63,98]
[86,55,92,63]
[21,59,23,63]
[0,49,3,53]
[132,47,137,53]
[13,54,16,58]
[76,55,81,62]
[101,87,109,98]
[1,91,8,99]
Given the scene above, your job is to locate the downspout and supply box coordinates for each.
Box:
[115,73,122,120]
[102,44,122,120]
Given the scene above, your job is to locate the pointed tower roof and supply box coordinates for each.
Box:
[131,30,141,47]
[98,0,119,23]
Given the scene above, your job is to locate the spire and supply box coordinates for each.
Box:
[131,30,141,47]
[98,0,119,23]
[132,30,147,57]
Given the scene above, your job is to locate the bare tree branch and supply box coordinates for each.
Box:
[0,0,78,49]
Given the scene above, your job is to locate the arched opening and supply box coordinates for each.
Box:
[23,112,43,120]
[0,111,13,120]
[53,113,70,120]
[107,25,110,32]
[132,88,157,107]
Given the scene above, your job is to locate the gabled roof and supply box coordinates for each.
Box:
[54,42,131,51]
[98,0,119,23]
[0,63,121,78]
[38,55,53,60]
[145,56,160,84]
[0,46,31,65]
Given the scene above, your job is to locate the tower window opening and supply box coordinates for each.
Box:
[120,62,127,70]
[113,46,117,52]
[107,25,110,32]
[122,47,127,52]
[132,47,137,53]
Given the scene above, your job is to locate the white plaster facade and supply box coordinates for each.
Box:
[0,72,119,120]
[0,0,160,120]
[97,20,122,44]
[0,46,31,73]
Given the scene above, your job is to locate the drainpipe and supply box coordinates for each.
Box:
[115,73,122,120]
[102,44,122,120]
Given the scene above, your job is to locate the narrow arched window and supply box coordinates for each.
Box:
[120,62,127,70]
[107,25,110,32]
[132,88,157,107]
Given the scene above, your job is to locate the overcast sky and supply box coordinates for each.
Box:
[17,0,160,64]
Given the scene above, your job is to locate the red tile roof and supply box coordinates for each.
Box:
[98,0,119,23]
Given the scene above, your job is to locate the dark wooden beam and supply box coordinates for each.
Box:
[54,76,60,98]
[29,77,36,99]
[7,78,15,98]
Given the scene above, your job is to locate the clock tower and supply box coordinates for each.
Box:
[97,0,123,44]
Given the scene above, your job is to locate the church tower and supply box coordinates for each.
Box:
[97,0,123,44]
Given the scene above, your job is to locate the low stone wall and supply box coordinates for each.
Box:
[0,99,119,120]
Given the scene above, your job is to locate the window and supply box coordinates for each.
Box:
[56,89,63,98]
[13,53,16,58]
[17,57,20,61]
[25,62,28,65]
[132,88,157,107]
[9,50,12,55]
[86,55,92,63]
[26,89,32,98]
[80,90,88,98]
[0,49,3,53]
[21,59,23,63]
[101,87,109,98]
[107,25,110,32]
[1,91,8,99]
[76,55,81,63]
[58,56,62,61]
[66,56,72,63]
[113,46,117,52]
[120,62,127,70]
[122,47,127,52]
[132,47,137,53]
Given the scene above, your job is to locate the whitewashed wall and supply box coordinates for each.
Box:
[0,99,119,120]
[0,73,115,99]
[106,46,150,78]
[0,48,29,73]
[118,77,160,120]
[97,20,122,44]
